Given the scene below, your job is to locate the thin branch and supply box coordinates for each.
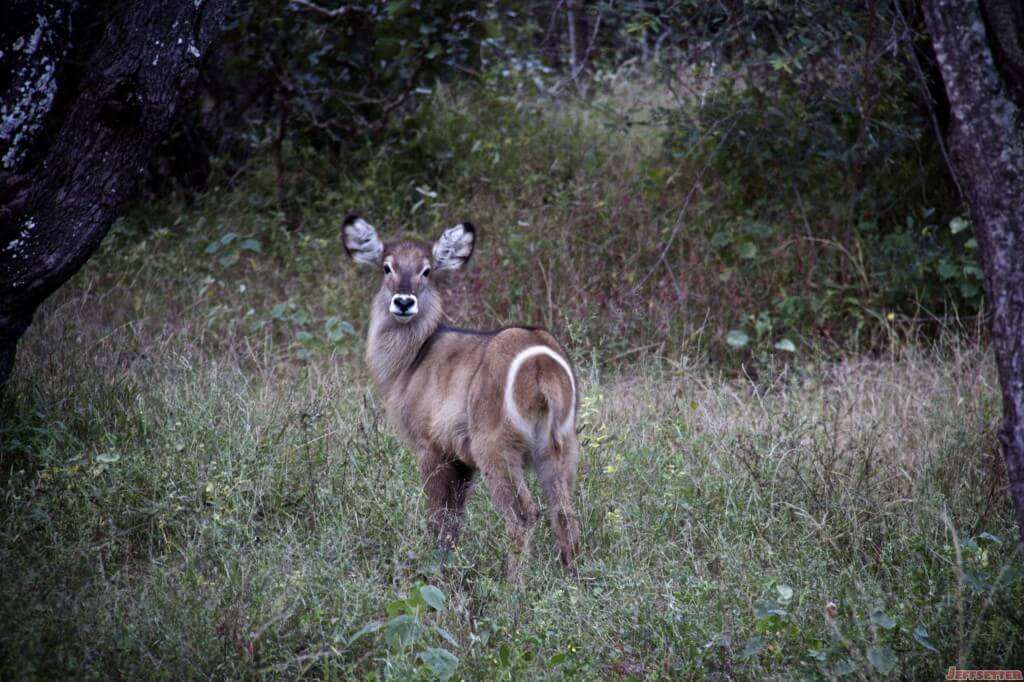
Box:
[633,117,738,292]
[286,0,363,19]
[572,10,603,85]
[893,1,964,200]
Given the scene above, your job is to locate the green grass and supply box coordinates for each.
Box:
[2,83,1022,679]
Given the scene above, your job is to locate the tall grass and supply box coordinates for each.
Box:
[2,81,1021,679]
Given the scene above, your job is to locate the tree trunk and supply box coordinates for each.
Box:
[924,0,1024,547]
[0,0,229,385]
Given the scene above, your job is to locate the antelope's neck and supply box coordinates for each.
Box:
[365,302,442,396]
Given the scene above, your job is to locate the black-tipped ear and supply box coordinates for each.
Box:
[432,222,476,271]
[343,215,384,266]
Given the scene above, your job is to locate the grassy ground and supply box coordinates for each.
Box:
[2,83,1022,679]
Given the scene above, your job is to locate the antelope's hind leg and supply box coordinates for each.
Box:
[420,456,476,549]
[476,448,540,582]
[536,432,581,572]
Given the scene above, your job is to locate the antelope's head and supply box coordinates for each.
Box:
[343,215,475,326]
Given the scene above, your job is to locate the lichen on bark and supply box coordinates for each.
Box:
[0,8,66,170]
[0,0,228,385]
[925,0,1024,548]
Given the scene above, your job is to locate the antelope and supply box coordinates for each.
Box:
[343,215,581,573]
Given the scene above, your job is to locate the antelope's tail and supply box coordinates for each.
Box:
[504,345,576,457]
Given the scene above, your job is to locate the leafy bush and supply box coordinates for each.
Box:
[636,1,973,349]
[349,584,460,680]
[157,1,512,194]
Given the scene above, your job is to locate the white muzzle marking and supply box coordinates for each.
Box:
[503,345,576,438]
[390,294,418,323]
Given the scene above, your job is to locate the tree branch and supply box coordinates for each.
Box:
[286,0,363,20]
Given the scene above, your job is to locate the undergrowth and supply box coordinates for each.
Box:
[118,73,977,366]
[3,299,1020,678]
[2,77,1021,679]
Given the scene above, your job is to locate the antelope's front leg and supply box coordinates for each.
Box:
[418,451,475,549]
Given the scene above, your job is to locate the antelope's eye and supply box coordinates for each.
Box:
[421,267,431,278]
[383,263,393,275]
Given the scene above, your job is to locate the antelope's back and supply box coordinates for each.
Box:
[393,326,493,456]
[396,324,576,461]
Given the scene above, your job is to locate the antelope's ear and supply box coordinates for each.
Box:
[343,215,383,266]
[432,222,475,272]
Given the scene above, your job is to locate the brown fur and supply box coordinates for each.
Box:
[344,218,581,573]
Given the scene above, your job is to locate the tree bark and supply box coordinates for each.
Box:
[0,0,229,385]
[924,0,1024,548]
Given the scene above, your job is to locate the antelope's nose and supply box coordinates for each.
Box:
[390,295,418,321]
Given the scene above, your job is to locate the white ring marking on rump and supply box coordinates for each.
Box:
[503,345,576,438]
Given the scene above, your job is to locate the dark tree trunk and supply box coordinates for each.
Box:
[924,0,1024,547]
[0,0,229,385]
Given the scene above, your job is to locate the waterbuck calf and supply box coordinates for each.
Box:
[343,216,581,572]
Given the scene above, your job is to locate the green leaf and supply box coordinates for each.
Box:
[420,584,446,612]
[384,614,421,649]
[96,452,121,464]
[483,20,502,39]
[866,645,897,675]
[769,55,790,72]
[386,598,409,617]
[295,331,314,344]
[742,635,766,659]
[205,240,221,254]
[949,216,969,234]
[348,620,383,645]
[832,658,856,676]
[912,625,939,654]
[963,568,991,593]
[960,281,980,299]
[375,38,401,59]
[239,238,261,253]
[963,264,985,280]
[709,231,733,250]
[388,0,412,17]
[326,317,355,342]
[418,647,458,680]
[937,261,958,280]
[774,339,796,353]
[499,643,510,667]
[433,625,459,648]
[218,251,239,268]
[725,330,749,349]
[775,584,794,603]
[736,240,759,259]
[271,303,290,320]
[754,599,787,620]
[548,652,567,667]
[405,587,426,613]
[975,531,1003,546]
[869,608,895,629]
[220,231,238,245]
[744,221,774,238]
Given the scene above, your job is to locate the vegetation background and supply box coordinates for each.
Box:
[2,1,1022,678]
